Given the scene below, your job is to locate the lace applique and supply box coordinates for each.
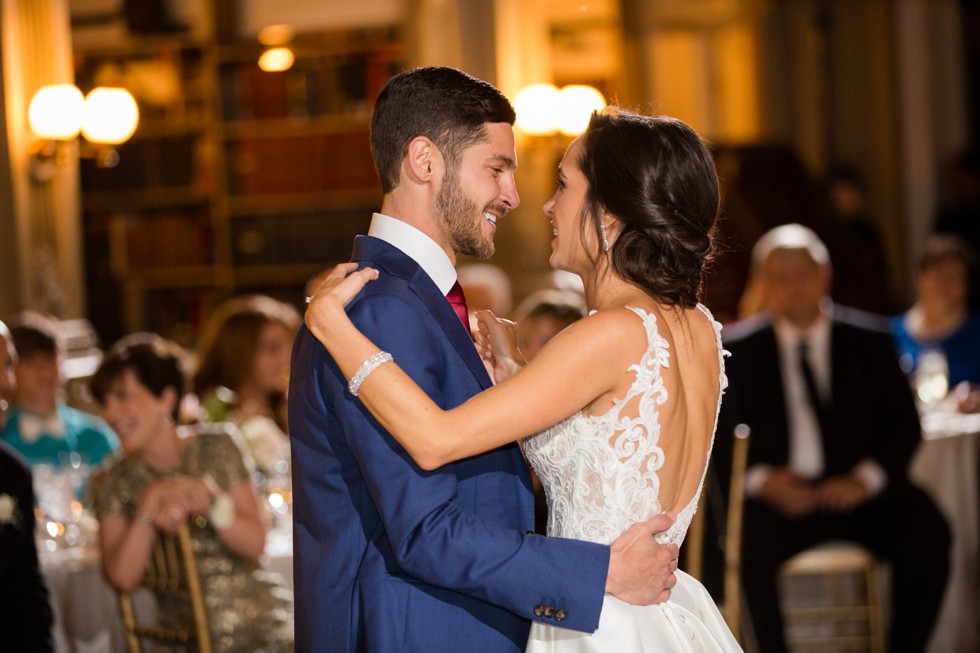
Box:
[523,305,727,549]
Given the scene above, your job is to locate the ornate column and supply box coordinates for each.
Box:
[0,0,84,318]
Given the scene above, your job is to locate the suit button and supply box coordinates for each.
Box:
[554,609,566,622]
[543,606,554,618]
[526,531,535,535]
[534,605,546,617]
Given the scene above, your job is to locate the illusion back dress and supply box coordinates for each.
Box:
[524,306,742,652]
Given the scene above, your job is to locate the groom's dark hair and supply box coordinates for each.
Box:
[370,66,515,194]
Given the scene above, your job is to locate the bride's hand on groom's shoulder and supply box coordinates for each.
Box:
[474,310,526,383]
[305,263,379,340]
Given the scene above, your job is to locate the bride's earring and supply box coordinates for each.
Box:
[600,223,610,252]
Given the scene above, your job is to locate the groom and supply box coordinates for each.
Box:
[289,66,679,652]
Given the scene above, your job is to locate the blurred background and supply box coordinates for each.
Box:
[0,0,974,343]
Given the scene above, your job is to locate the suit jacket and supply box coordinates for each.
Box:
[0,440,53,652]
[718,309,921,487]
[288,236,607,652]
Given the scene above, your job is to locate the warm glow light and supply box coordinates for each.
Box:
[556,85,606,136]
[514,84,561,135]
[258,47,295,73]
[81,87,139,144]
[258,24,294,46]
[28,84,84,140]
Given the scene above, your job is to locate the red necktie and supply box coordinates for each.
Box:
[446,281,470,329]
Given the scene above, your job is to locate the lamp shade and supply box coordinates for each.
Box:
[81,87,139,145]
[28,84,84,140]
[556,85,606,136]
[514,84,561,135]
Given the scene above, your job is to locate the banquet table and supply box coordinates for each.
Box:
[911,406,980,653]
[39,524,295,652]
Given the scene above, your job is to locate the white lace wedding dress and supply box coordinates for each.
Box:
[523,306,742,652]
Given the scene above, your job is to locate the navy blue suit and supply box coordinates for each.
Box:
[289,236,608,652]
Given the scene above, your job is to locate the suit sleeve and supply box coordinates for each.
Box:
[867,331,922,483]
[0,448,54,652]
[312,291,608,632]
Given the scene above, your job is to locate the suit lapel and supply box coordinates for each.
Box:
[352,236,493,391]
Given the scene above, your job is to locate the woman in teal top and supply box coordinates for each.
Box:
[0,312,118,471]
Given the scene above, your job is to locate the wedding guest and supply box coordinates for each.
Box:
[1,310,119,471]
[193,295,299,473]
[892,233,980,410]
[513,288,587,362]
[717,224,950,653]
[0,319,54,652]
[90,333,293,652]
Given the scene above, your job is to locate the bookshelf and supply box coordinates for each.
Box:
[74,6,401,346]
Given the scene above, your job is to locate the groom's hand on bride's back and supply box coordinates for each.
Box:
[604,512,679,605]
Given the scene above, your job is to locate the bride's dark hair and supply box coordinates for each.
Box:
[577,109,719,308]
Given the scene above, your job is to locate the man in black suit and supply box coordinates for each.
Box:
[0,319,53,651]
[719,224,950,653]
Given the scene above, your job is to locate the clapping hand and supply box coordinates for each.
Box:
[139,477,215,535]
[474,310,526,383]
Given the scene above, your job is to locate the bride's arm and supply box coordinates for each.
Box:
[306,265,633,470]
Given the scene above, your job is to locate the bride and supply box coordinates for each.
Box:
[306,109,741,652]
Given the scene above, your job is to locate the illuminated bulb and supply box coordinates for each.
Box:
[556,85,606,136]
[514,84,561,135]
[82,87,139,144]
[259,47,295,73]
[28,84,84,140]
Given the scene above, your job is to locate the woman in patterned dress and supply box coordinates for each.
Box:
[90,333,293,652]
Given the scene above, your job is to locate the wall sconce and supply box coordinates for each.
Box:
[28,83,139,183]
[257,24,295,73]
[514,84,607,137]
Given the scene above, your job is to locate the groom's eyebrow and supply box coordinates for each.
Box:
[487,153,517,171]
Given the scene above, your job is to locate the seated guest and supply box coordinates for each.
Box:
[90,334,294,652]
[513,288,587,362]
[0,320,54,652]
[193,295,299,474]
[717,224,950,653]
[1,311,118,471]
[891,234,980,407]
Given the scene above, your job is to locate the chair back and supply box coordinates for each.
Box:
[724,423,751,640]
[119,521,213,653]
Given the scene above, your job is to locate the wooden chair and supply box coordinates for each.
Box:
[686,424,752,643]
[780,542,884,653]
[118,521,213,653]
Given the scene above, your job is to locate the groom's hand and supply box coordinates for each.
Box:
[605,512,679,605]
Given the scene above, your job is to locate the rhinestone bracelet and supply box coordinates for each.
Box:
[348,351,393,396]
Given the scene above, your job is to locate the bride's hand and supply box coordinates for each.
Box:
[474,310,526,383]
[305,263,379,338]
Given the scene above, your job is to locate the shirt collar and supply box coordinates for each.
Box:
[368,213,458,295]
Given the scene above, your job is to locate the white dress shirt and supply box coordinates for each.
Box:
[368,213,457,294]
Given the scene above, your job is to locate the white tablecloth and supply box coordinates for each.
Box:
[912,409,980,653]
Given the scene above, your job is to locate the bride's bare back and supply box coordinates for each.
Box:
[524,302,725,546]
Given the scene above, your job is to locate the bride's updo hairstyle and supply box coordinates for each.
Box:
[577,109,719,308]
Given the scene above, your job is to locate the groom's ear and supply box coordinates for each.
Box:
[405,136,441,184]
